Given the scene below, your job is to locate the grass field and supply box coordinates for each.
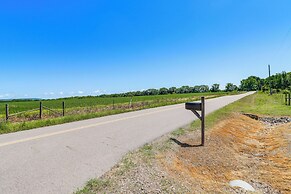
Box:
[191,92,291,131]
[0,92,229,114]
[0,92,237,134]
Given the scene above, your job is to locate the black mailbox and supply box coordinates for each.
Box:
[185,97,205,146]
[185,102,202,111]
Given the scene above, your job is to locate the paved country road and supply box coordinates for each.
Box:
[0,92,254,194]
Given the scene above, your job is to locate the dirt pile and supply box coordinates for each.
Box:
[159,114,291,193]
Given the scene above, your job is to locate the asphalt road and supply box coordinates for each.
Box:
[0,92,254,194]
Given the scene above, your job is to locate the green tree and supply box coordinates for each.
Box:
[168,87,176,94]
[210,84,220,92]
[225,83,238,92]
[176,86,190,94]
[199,85,209,92]
[159,87,169,95]
[240,76,263,91]
[145,89,159,95]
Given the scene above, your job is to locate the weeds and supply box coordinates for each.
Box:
[75,178,111,194]
[116,154,136,176]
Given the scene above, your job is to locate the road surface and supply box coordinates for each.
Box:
[0,92,254,194]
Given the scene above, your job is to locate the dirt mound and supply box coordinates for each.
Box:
[159,114,291,193]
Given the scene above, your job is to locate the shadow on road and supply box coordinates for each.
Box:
[170,138,202,147]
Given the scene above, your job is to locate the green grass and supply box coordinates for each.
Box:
[190,92,291,131]
[0,92,238,134]
[75,178,111,194]
[171,127,186,136]
[0,92,229,114]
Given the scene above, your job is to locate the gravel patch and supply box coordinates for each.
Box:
[243,113,291,126]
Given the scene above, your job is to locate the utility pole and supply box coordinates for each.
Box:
[268,64,272,95]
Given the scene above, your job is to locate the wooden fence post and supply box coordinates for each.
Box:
[129,97,132,108]
[5,104,9,121]
[62,101,65,116]
[289,93,291,106]
[39,102,42,119]
[201,97,205,146]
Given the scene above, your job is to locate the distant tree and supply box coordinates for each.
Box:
[145,89,159,95]
[264,71,291,91]
[176,86,190,94]
[134,91,142,96]
[181,86,191,93]
[225,83,238,92]
[189,86,195,93]
[210,84,220,92]
[168,87,176,94]
[199,85,210,93]
[159,87,169,95]
[175,87,182,94]
[141,90,148,96]
[193,86,201,93]
[240,76,263,91]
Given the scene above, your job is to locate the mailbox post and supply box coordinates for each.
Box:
[185,97,205,146]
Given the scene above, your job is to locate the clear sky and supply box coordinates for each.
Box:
[0,0,290,99]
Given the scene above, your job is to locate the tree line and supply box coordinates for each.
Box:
[98,71,290,98]
[240,71,291,92]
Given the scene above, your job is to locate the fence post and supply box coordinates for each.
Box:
[129,97,132,108]
[5,104,9,121]
[289,93,291,106]
[39,101,42,119]
[62,101,65,116]
[113,100,115,109]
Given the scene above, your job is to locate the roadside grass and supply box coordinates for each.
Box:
[171,127,186,136]
[116,154,136,176]
[0,92,239,134]
[139,144,155,164]
[75,92,290,193]
[190,92,290,132]
[75,178,111,194]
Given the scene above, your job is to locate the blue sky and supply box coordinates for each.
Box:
[0,0,290,99]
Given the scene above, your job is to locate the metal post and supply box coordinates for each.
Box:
[268,65,272,95]
[39,102,42,119]
[5,104,9,121]
[201,97,205,146]
[62,101,65,116]
[285,93,288,105]
[289,93,291,106]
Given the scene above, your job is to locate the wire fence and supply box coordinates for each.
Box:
[0,101,65,124]
[0,96,202,125]
[284,93,291,106]
[0,99,148,124]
